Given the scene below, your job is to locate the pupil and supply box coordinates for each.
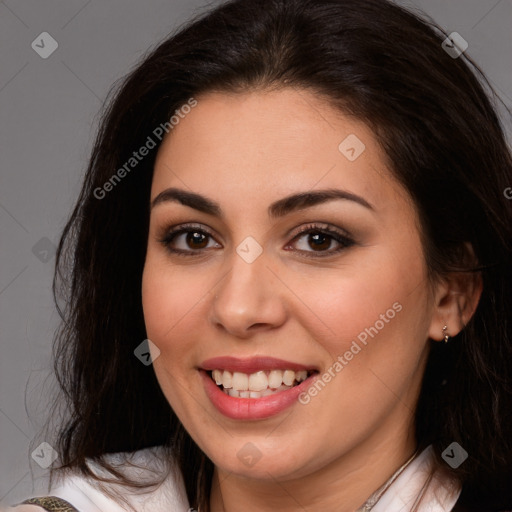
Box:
[309,233,330,251]
[187,232,207,248]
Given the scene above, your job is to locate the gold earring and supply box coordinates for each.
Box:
[442,325,450,343]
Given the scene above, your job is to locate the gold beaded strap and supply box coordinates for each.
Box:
[19,496,79,512]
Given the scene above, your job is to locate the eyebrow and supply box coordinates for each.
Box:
[150,187,374,218]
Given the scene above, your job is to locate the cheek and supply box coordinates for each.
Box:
[142,253,206,342]
[295,247,427,354]
[141,256,207,413]
[292,260,430,432]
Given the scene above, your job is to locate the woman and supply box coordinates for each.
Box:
[9,0,512,510]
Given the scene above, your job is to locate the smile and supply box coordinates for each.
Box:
[199,356,320,419]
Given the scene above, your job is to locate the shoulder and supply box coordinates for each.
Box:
[3,507,45,512]
[8,445,190,512]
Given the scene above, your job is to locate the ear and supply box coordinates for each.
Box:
[428,250,483,341]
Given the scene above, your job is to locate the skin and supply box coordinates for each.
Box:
[141,89,481,512]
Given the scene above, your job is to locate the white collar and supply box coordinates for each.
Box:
[48,445,460,512]
[50,446,190,512]
[372,446,461,512]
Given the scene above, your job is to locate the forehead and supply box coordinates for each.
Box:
[151,89,408,214]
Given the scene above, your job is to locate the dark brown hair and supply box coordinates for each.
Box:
[44,0,512,510]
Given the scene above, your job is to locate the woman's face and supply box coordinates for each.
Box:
[142,89,440,482]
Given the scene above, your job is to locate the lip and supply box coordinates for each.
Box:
[200,356,319,374]
[199,367,319,421]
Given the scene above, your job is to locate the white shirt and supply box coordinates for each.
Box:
[8,445,461,511]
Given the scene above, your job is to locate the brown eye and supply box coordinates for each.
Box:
[306,233,333,251]
[285,224,355,258]
[160,224,221,255]
[186,231,209,249]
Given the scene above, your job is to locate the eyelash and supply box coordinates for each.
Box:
[158,222,355,258]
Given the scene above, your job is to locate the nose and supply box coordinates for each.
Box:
[208,249,287,338]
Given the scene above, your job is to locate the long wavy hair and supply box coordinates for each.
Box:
[44,0,512,510]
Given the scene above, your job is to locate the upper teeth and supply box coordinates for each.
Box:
[211,369,308,391]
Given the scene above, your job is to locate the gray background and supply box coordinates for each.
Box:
[1,0,511,507]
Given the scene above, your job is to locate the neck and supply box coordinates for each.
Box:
[209,424,418,512]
